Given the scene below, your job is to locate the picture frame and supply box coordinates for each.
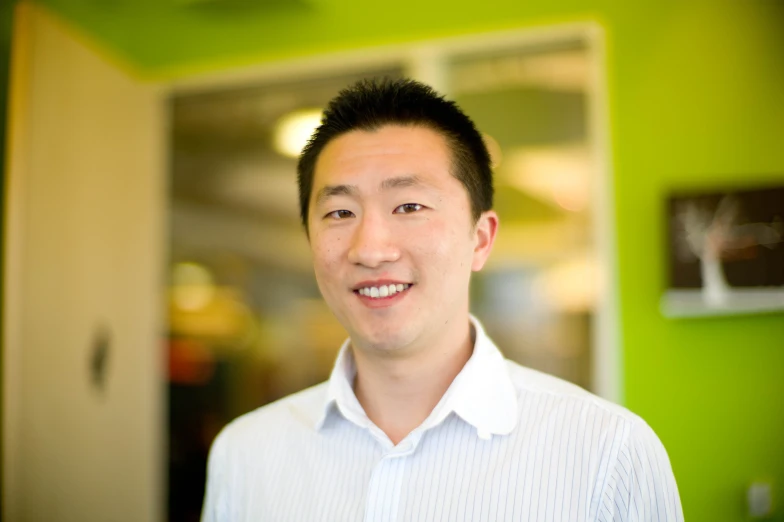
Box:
[662,185,784,318]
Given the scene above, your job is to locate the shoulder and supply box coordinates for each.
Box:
[504,359,678,476]
[504,359,652,435]
[212,381,329,452]
[503,360,682,506]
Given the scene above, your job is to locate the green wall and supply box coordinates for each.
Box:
[608,4,784,521]
[33,0,784,520]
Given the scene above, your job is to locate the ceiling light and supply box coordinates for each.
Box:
[504,145,591,212]
[273,108,323,158]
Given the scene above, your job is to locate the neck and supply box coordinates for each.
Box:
[351,317,474,445]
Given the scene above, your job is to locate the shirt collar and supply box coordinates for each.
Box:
[315,315,519,440]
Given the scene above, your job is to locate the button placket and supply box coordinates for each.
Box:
[363,451,409,522]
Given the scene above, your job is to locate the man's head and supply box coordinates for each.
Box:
[300,78,498,356]
[297,78,493,231]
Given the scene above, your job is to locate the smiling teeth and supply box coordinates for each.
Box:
[359,284,409,298]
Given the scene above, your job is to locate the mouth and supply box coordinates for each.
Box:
[352,282,413,300]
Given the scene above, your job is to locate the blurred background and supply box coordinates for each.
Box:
[2,1,783,522]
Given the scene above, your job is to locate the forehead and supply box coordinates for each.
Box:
[312,125,454,191]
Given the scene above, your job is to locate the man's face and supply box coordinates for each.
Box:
[307,124,497,355]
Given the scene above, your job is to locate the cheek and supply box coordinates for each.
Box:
[311,249,338,303]
[312,245,336,274]
[413,219,474,272]
[311,234,346,279]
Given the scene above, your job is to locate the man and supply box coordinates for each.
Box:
[202,78,683,521]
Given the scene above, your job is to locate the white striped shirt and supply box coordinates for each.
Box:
[202,317,683,521]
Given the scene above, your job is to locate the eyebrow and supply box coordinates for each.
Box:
[380,174,423,191]
[314,184,357,207]
[314,175,424,206]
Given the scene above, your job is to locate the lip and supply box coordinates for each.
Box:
[352,280,413,309]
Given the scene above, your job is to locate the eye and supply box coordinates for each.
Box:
[394,203,423,214]
[325,209,355,220]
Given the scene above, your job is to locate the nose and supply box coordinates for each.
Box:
[346,213,401,268]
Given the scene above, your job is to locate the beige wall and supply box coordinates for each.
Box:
[4,3,165,521]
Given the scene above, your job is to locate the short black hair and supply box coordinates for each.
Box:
[297,78,493,230]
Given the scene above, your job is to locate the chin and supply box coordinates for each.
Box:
[352,323,414,354]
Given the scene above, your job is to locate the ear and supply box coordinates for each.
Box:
[471,210,499,272]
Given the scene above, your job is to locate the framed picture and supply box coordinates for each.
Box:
[662,185,784,318]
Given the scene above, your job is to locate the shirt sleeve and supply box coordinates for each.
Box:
[201,428,232,522]
[598,418,684,522]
